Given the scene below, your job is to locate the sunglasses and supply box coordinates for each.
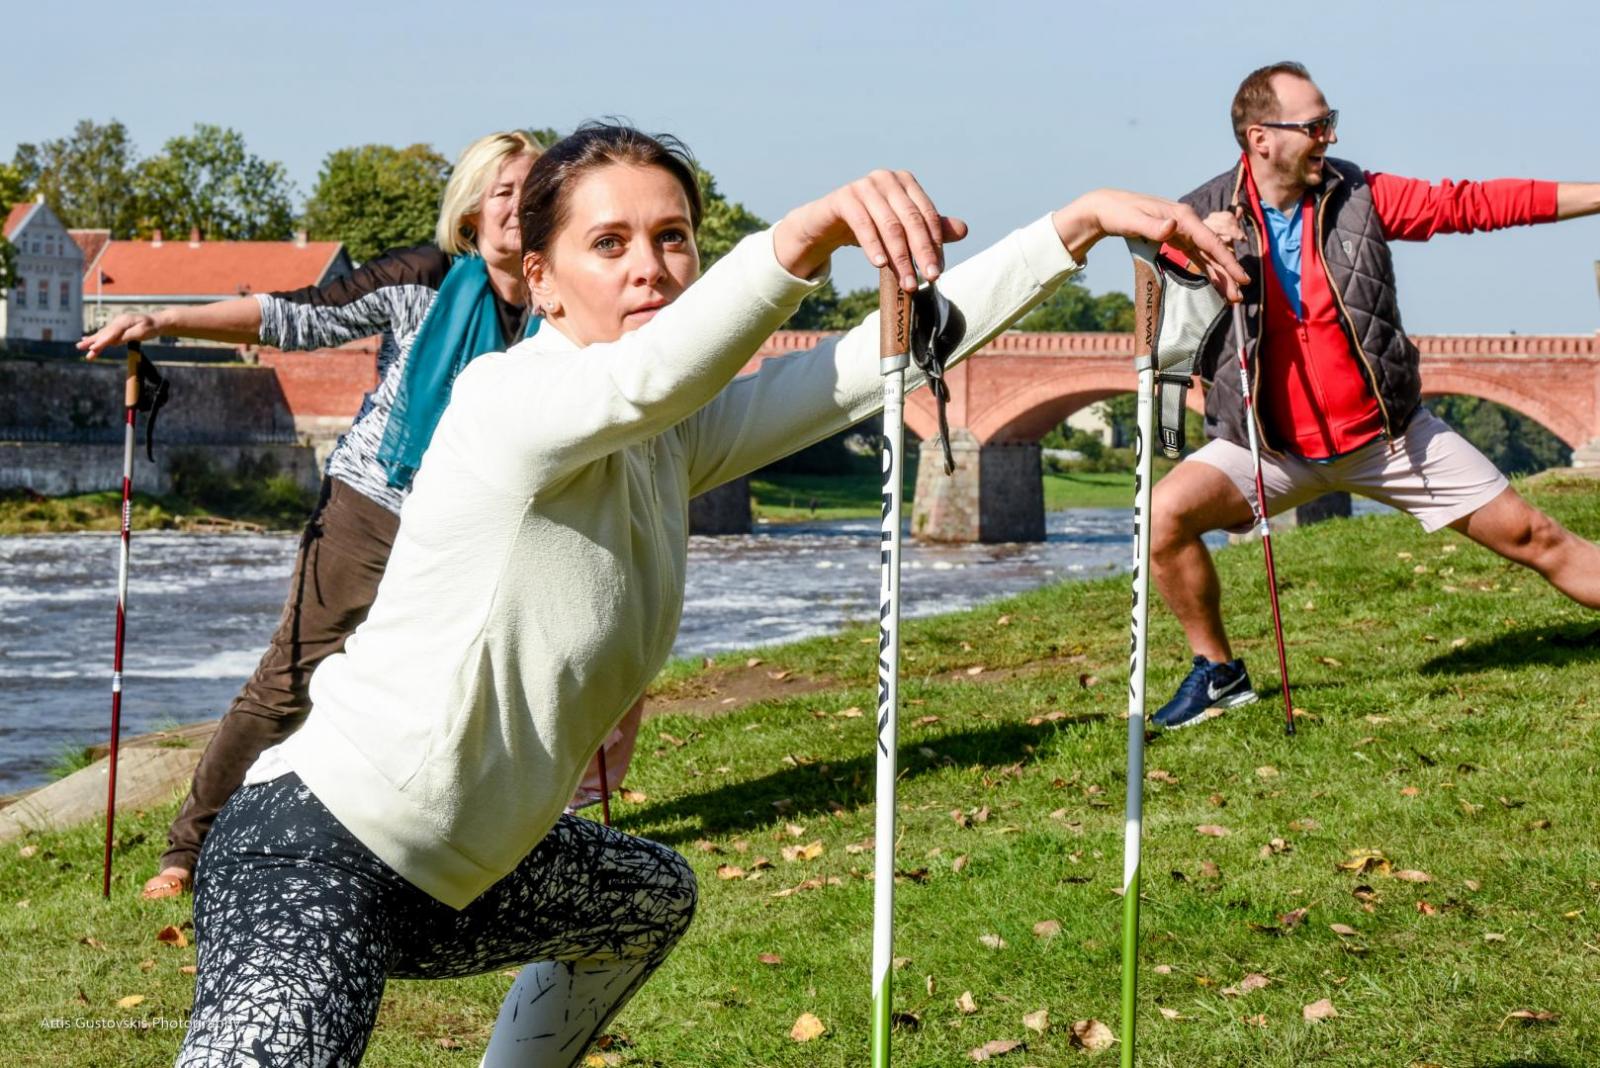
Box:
[1259,109,1339,140]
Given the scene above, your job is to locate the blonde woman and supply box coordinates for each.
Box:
[78,130,602,899]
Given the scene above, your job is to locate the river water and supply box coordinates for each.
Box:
[0,509,1228,794]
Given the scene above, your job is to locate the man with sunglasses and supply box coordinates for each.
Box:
[1148,60,1600,731]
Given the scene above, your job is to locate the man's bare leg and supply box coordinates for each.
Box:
[1449,487,1600,609]
[1151,460,1258,661]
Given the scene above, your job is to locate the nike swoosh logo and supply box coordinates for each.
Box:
[1207,677,1245,701]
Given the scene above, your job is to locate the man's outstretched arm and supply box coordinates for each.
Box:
[1555,182,1600,220]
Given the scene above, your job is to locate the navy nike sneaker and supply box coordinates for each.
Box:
[1153,656,1260,730]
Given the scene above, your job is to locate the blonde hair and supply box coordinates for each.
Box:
[435,130,543,255]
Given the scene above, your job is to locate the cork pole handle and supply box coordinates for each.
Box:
[124,341,142,409]
[879,267,911,362]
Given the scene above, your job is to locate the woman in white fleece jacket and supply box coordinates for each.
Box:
[175,123,1245,1068]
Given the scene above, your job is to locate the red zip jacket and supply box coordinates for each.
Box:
[1249,164,1557,458]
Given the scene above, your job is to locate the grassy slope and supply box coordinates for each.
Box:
[752,467,1178,519]
[3,477,1597,1066]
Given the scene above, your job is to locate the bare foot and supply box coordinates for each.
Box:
[141,866,192,900]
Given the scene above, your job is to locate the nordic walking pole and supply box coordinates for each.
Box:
[1120,239,1162,1067]
[1231,300,1296,736]
[102,340,143,898]
[871,264,913,1068]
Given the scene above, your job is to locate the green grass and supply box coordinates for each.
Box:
[3,478,1598,1065]
[0,477,315,535]
[751,465,1179,521]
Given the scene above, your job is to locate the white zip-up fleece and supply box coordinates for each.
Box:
[267,217,1081,909]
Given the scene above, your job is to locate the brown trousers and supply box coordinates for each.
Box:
[161,478,399,873]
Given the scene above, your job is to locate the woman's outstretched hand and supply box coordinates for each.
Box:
[78,313,162,360]
[1053,190,1251,302]
[773,170,969,291]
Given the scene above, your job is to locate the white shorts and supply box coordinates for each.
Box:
[1187,409,1510,534]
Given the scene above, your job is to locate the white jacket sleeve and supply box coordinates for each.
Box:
[434,229,826,497]
[677,215,1082,497]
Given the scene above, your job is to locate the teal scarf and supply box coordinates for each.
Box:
[377,255,539,489]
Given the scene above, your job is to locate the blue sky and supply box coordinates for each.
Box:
[8,0,1598,332]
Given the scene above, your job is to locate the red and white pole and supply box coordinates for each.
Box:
[102,341,142,897]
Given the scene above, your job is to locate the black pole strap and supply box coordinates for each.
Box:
[909,283,966,476]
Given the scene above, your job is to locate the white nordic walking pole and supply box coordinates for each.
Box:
[1119,239,1163,1066]
[1231,301,1296,736]
[871,265,912,1067]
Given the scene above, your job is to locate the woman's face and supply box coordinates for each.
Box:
[524,162,700,347]
[467,153,536,271]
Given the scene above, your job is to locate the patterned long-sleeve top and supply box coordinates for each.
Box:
[256,245,529,513]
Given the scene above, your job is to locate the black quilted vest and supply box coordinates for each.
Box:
[1180,158,1421,452]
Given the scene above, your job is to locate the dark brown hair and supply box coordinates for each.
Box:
[1231,61,1314,151]
[518,121,704,259]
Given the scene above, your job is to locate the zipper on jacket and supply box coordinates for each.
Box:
[1314,188,1396,443]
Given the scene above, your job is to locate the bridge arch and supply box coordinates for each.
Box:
[966,368,1206,444]
[1420,368,1589,449]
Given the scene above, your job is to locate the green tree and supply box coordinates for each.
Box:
[134,124,296,240]
[11,119,142,234]
[1428,395,1570,475]
[302,144,451,263]
[0,162,24,290]
[1014,273,1134,332]
[694,166,767,269]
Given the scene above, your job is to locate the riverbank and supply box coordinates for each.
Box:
[0,480,315,536]
[751,467,1166,521]
[4,474,1597,1065]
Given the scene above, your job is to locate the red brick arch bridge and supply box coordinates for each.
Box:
[748,330,1600,542]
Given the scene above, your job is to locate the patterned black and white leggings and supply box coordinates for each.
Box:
[176,773,696,1067]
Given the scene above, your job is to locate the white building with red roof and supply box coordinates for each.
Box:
[2,197,85,343]
[76,228,352,342]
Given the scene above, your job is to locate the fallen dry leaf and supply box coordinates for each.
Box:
[138,958,156,972]
[1483,933,1506,943]
[1152,964,1173,975]
[957,990,979,1015]
[952,854,970,874]
[1302,999,1338,1022]
[789,1012,826,1042]
[1195,825,1231,838]
[780,841,825,863]
[1392,870,1433,883]
[758,953,783,965]
[79,936,107,950]
[1416,900,1439,916]
[177,965,196,975]
[978,934,1008,950]
[1159,1006,1183,1020]
[1400,786,1421,797]
[1146,769,1179,784]
[18,845,37,859]
[968,1038,1022,1061]
[1500,1009,1559,1029]
[1464,879,1482,892]
[116,995,145,1009]
[1070,1018,1116,1051]
[1279,907,1309,929]
[618,788,647,804]
[715,865,745,880]
[156,925,188,949]
[966,665,985,676]
[1330,923,1359,937]
[1023,1008,1050,1034]
[1336,850,1390,876]
[1255,766,1280,779]
[1242,1013,1268,1028]
[1032,920,1062,939]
